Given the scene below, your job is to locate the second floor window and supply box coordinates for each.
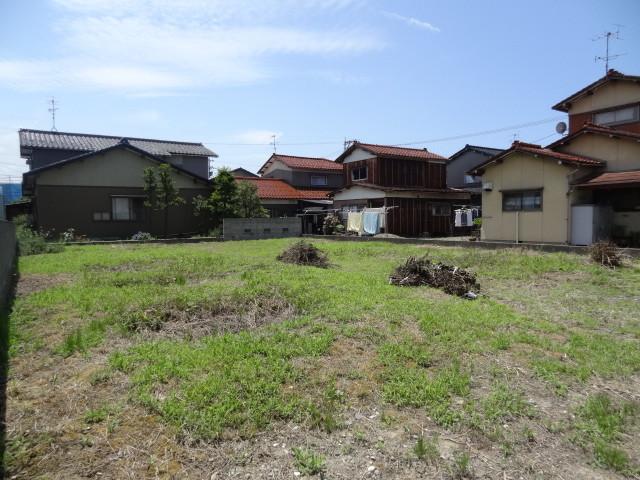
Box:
[310,175,328,186]
[464,174,480,184]
[593,105,639,126]
[352,165,367,181]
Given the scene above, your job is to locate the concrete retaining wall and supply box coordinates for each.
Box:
[303,234,640,258]
[224,217,302,240]
[0,221,16,310]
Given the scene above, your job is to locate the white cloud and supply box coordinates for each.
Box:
[0,130,25,178]
[232,130,283,144]
[0,0,381,93]
[383,11,440,33]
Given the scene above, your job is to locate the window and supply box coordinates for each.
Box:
[351,165,367,181]
[111,197,141,221]
[282,227,289,233]
[593,105,639,126]
[93,212,110,221]
[432,204,451,217]
[310,175,328,187]
[464,174,480,184]
[502,190,542,211]
[263,228,271,233]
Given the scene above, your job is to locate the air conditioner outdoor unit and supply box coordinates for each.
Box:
[482,182,493,191]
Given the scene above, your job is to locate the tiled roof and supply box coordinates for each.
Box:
[336,142,447,163]
[19,129,216,157]
[447,144,503,163]
[552,69,640,112]
[468,141,604,174]
[237,177,332,200]
[258,153,343,174]
[574,170,640,188]
[546,123,640,149]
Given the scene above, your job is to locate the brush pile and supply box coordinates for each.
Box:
[389,256,480,297]
[589,241,623,268]
[277,240,330,268]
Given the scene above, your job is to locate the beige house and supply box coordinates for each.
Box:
[470,70,640,246]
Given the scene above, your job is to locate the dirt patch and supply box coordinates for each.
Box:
[277,240,329,268]
[389,256,479,297]
[16,273,74,296]
[125,295,295,339]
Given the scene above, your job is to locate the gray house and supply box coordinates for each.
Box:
[258,153,344,190]
[19,129,216,239]
[446,144,502,203]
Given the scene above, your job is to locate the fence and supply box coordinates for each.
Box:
[0,221,16,311]
[223,217,302,240]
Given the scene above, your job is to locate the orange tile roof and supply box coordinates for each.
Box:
[468,141,604,174]
[337,142,447,162]
[258,153,343,174]
[237,177,332,200]
[574,170,640,188]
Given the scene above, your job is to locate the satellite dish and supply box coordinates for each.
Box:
[555,121,567,134]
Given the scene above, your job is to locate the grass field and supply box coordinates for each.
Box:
[4,239,640,479]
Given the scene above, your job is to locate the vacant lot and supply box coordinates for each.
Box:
[4,239,640,479]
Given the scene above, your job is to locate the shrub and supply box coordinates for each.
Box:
[14,220,63,256]
[61,228,76,243]
[589,241,622,268]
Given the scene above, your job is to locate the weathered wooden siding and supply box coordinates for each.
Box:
[343,157,446,189]
[385,198,451,237]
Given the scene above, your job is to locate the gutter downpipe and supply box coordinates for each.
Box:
[515,211,519,244]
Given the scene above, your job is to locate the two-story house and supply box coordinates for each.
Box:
[258,153,344,190]
[332,142,469,237]
[470,70,640,246]
[20,129,216,239]
[446,144,502,205]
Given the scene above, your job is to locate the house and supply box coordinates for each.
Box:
[235,176,332,218]
[230,167,258,178]
[258,153,344,190]
[470,70,640,246]
[332,142,470,237]
[446,144,502,204]
[20,129,216,239]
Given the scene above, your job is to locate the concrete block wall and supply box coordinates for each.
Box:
[0,221,17,310]
[223,217,302,240]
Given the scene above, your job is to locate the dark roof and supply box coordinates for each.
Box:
[258,153,343,175]
[19,129,217,157]
[546,123,640,149]
[23,141,209,182]
[552,70,640,112]
[574,170,640,188]
[468,141,605,174]
[230,167,258,178]
[335,142,447,163]
[447,144,503,163]
[237,177,332,200]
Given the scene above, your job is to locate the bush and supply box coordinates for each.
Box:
[15,223,64,256]
[131,231,154,241]
[61,228,76,243]
[589,241,622,268]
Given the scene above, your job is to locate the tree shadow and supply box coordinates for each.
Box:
[0,253,18,478]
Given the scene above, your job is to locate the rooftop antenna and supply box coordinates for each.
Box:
[48,97,59,132]
[271,134,277,153]
[593,27,625,73]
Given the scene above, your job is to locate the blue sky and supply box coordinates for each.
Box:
[1,0,639,180]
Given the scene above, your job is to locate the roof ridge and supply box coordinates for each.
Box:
[19,128,206,147]
[355,141,433,152]
[274,153,333,161]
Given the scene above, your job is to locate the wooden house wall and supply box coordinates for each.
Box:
[384,198,451,237]
[343,157,446,189]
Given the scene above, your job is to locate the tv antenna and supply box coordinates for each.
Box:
[48,97,59,132]
[593,27,625,73]
[271,134,277,153]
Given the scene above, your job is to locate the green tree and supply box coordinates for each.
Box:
[143,163,185,237]
[193,168,238,228]
[234,180,268,218]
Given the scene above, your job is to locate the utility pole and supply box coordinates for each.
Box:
[48,97,59,132]
[594,28,624,73]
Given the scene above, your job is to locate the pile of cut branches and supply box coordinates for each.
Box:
[389,256,479,297]
[589,241,623,268]
[277,240,329,268]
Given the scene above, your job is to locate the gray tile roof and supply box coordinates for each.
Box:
[19,129,217,157]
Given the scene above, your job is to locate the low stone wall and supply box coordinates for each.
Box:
[303,234,640,258]
[223,217,302,241]
[0,221,16,311]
